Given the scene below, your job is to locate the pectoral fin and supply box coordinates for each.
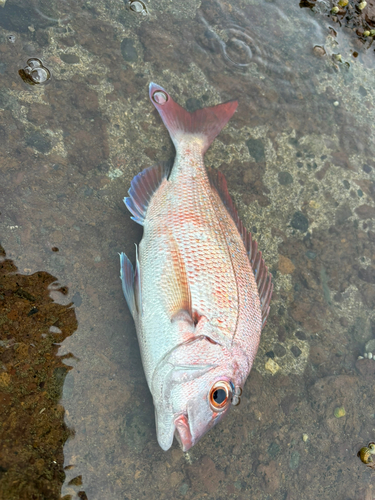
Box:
[119,251,141,319]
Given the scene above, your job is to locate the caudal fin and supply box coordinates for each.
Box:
[149,82,238,154]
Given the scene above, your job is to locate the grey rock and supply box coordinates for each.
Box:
[278,171,293,185]
[121,38,138,62]
[291,211,309,232]
[246,137,265,162]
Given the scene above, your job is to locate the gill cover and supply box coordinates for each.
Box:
[151,336,219,450]
[151,334,238,450]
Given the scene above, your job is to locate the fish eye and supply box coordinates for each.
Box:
[209,381,232,412]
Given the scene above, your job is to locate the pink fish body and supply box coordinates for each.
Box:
[120,83,272,451]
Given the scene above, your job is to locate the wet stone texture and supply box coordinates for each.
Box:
[0,246,77,500]
[301,0,375,49]
[0,0,375,499]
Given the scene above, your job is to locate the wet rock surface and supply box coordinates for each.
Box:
[0,246,77,500]
[301,0,375,51]
[0,0,374,499]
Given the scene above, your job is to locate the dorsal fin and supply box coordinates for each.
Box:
[207,168,273,327]
[124,160,172,225]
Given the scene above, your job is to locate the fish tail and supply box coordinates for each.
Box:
[149,82,238,154]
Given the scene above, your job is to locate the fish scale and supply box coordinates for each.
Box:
[120,83,272,451]
[146,141,240,341]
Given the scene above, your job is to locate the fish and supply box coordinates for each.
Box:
[120,82,272,452]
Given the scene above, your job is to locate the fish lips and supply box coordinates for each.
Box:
[156,394,226,452]
[174,414,193,452]
[155,411,200,452]
[173,401,226,452]
[154,363,218,451]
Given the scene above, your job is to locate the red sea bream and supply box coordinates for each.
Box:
[120,83,273,451]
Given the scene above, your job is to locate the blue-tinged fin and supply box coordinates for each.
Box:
[124,160,172,225]
[134,244,142,316]
[120,252,136,319]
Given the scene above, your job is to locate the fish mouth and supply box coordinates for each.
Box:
[174,414,193,452]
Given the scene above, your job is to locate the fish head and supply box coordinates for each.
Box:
[151,334,246,452]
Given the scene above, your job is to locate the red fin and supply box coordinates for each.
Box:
[149,82,238,154]
[207,168,273,327]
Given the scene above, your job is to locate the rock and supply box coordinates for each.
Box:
[363,164,372,173]
[278,255,295,274]
[291,211,309,232]
[361,283,375,308]
[315,161,330,180]
[365,339,375,352]
[267,442,281,458]
[289,451,300,470]
[60,53,80,64]
[358,267,375,284]
[25,132,52,154]
[246,137,265,162]
[265,358,280,375]
[278,326,287,342]
[331,151,351,170]
[355,205,375,219]
[179,483,189,495]
[335,203,352,225]
[273,344,287,357]
[291,345,302,358]
[121,38,138,62]
[278,171,293,185]
[305,250,316,259]
[349,316,371,343]
[355,358,375,380]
